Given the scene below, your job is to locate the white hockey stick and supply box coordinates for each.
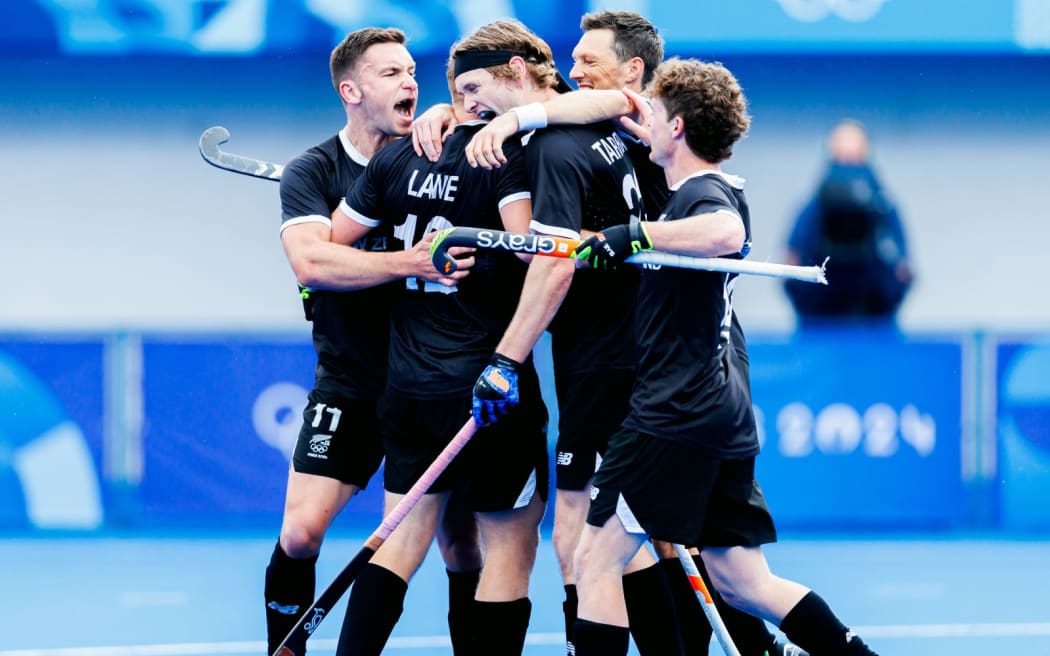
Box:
[199,126,284,181]
[430,227,827,284]
[673,544,742,656]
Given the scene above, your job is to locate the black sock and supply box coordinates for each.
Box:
[335,564,408,656]
[563,584,578,656]
[574,618,630,656]
[691,554,777,656]
[471,598,532,655]
[623,564,685,656]
[447,569,481,655]
[264,541,318,655]
[780,591,878,656]
[659,558,712,655]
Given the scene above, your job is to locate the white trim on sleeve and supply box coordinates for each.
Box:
[279,214,331,235]
[498,191,531,210]
[338,200,380,228]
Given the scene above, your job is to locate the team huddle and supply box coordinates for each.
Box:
[262,11,879,656]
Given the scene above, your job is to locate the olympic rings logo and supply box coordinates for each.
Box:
[775,0,889,22]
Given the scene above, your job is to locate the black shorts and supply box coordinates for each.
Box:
[379,386,549,513]
[554,368,634,491]
[291,388,384,489]
[587,428,777,547]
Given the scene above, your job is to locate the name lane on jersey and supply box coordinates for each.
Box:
[407,169,459,202]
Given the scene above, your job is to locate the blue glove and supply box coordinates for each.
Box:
[472,353,521,426]
[572,221,653,270]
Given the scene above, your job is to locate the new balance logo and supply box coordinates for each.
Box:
[845,628,857,643]
[556,451,573,466]
[267,601,300,615]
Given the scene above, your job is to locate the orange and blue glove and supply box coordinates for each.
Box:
[472,353,521,426]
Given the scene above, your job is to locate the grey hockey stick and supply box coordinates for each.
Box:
[199,126,284,181]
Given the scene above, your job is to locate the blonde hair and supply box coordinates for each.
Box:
[451,20,559,90]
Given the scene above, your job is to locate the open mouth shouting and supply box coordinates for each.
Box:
[394,96,416,126]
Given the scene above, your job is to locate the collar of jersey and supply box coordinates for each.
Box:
[670,168,746,191]
[338,129,372,166]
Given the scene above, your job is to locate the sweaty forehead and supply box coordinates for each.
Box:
[454,68,492,93]
[358,42,414,72]
[572,29,617,60]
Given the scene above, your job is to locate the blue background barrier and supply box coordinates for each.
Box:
[0,338,106,529]
[994,337,1050,530]
[1,328,1040,532]
[5,0,1049,55]
[750,330,966,528]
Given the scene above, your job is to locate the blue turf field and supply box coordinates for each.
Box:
[2,532,1049,655]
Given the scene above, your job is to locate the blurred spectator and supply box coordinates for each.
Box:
[784,120,913,325]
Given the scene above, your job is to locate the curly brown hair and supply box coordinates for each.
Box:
[329,27,407,91]
[650,58,750,163]
[451,20,560,90]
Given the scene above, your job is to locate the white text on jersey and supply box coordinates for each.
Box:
[590,133,627,165]
[407,170,459,202]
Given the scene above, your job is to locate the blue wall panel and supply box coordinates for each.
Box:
[138,337,382,527]
[749,331,966,528]
[995,339,1050,529]
[0,338,106,529]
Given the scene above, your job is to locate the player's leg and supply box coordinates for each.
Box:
[466,375,550,655]
[552,368,633,655]
[334,489,448,656]
[437,490,483,656]
[334,396,476,656]
[472,493,546,654]
[652,541,714,655]
[654,540,808,656]
[265,391,383,656]
[621,545,688,656]
[572,513,648,656]
[551,487,589,653]
[698,458,877,656]
[266,469,355,654]
[702,545,876,656]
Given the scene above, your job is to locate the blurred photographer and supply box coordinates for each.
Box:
[784,120,913,325]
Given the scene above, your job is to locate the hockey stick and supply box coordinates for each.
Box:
[673,544,742,656]
[199,126,285,181]
[272,418,479,656]
[430,227,827,284]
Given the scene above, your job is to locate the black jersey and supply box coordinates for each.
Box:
[624,170,759,457]
[342,121,531,399]
[279,132,397,399]
[622,134,751,381]
[623,135,673,221]
[525,123,643,375]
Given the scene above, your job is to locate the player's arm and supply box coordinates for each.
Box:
[471,249,575,426]
[466,90,647,169]
[497,254,574,362]
[279,158,418,291]
[323,205,466,288]
[280,218,444,290]
[643,210,747,258]
[573,210,746,269]
[411,103,458,162]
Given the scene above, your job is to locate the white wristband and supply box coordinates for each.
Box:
[511,103,548,131]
